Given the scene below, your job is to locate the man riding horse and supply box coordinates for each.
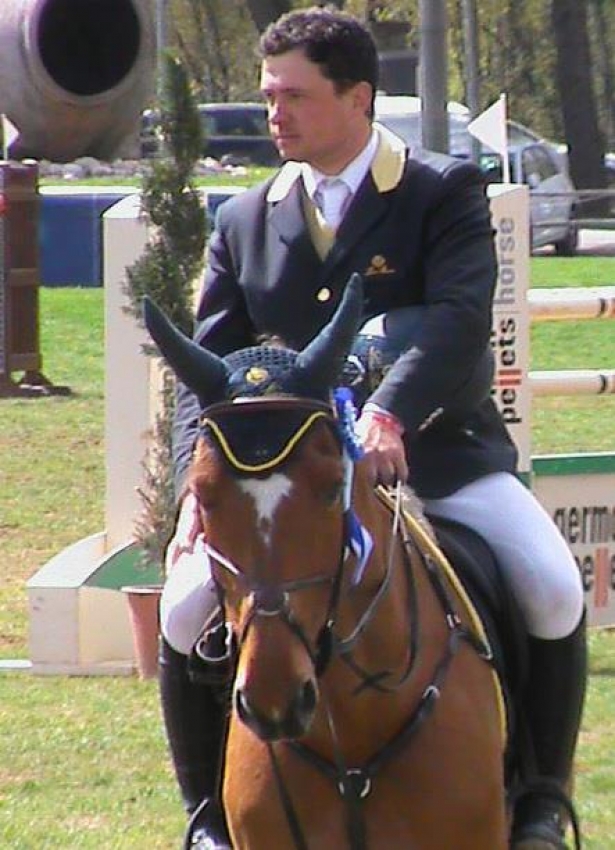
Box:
[157,7,586,849]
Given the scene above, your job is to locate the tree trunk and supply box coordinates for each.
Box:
[589,0,615,147]
[551,0,607,215]
[245,0,291,33]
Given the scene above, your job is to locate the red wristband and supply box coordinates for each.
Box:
[363,407,405,437]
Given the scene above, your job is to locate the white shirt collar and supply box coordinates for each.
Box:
[301,129,379,203]
[267,125,403,203]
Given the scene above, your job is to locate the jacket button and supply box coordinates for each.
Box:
[316,287,331,302]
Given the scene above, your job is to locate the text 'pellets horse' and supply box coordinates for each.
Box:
[144,275,509,850]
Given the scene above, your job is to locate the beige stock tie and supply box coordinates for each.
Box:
[314,178,351,230]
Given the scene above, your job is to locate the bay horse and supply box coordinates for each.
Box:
[145,275,509,850]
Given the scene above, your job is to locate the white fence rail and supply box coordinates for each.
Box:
[527,286,615,397]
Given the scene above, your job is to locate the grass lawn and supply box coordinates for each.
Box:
[0,256,614,847]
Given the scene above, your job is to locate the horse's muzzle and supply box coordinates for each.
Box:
[234,677,318,742]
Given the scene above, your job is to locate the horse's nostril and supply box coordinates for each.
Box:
[233,679,318,742]
[234,686,251,726]
[298,678,317,717]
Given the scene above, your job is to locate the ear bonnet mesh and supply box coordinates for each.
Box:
[199,345,336,474]
[224,346,300,399]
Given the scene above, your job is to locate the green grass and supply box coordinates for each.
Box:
[531,256,615,290]
[40,167,275,191]
[0,289,105,655]
[1,258,614,847]
[0,676,184,848]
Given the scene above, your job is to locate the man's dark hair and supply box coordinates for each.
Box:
[260,7,378,110]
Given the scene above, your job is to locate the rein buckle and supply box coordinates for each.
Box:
[339,768,372,800]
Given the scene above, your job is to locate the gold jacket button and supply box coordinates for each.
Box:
[316,287,331,302]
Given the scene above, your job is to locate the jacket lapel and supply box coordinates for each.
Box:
[267,174,323,267]
[264,126,407,283]
[320,174,389,276]
[320,124,407,278]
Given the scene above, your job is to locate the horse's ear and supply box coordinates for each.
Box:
[143,296,229,402]
[293,274,364,397]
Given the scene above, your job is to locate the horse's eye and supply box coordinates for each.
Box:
[192,480,216,511]
[324,481,343,506]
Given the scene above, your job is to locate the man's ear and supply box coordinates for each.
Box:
[352,80,374,118]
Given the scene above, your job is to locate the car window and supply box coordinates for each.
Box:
[479,151,521,184]
[200,108,269,138]
[522,145,558,185]
[507,122,541,146]
[480,153,504,183]
[532,147,559,180]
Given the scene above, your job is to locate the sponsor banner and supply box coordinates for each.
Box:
[533,456,615,627]
[487,185,532,474]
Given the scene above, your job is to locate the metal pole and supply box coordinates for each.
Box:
[461,0,481,163]
[418,0,449,153]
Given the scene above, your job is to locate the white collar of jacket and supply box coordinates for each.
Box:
[301,129,379,202]
[266,122,407,204]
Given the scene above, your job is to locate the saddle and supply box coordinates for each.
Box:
[426,514,531,782]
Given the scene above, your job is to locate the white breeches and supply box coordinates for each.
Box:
[160,492,218,655]
[424,472,584,639]
[161,473,585,654]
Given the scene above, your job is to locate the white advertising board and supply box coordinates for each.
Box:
[488,184,532,477]
[533,455,615,627]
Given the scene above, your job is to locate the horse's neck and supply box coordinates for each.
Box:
[329,483,448,688]
[303,496,448,761]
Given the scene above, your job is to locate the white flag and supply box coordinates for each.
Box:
[2,114,19,160]
[467,94,511,182]
[468,94,508,154]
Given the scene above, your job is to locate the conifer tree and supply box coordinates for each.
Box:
[123,51,207,570]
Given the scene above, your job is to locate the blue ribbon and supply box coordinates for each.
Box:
[345,508,374,586]
[333,388,372,584]
[333,387,364,461]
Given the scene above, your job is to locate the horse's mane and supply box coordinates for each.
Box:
[255,333,289,349]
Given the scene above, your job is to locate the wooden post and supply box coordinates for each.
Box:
[0,160,69,396]
[0,160,40,394]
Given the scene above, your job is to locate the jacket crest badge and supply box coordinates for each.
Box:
[365,255,396,277]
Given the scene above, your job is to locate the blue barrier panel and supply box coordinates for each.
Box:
[40,188,138,287]
[40,186,246,287]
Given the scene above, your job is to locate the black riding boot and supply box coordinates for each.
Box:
[511,612,587,850]
[159,637,232,850]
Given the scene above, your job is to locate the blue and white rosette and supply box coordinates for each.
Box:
[333,388,373,585]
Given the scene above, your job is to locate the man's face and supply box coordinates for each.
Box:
[260,48,371,174]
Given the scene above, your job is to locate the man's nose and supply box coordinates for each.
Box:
[268,100,285,124]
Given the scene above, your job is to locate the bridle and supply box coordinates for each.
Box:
[203,536,344,679]
[192,394,496,850]
[196,394,379,680]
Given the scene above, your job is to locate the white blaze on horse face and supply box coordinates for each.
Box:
[238,474,293,549]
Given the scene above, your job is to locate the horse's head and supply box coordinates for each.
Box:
[145,275,365,742]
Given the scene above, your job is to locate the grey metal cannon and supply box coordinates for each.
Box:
[0,0,156,162]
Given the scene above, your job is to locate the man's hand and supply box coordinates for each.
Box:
[355,405,408,487]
